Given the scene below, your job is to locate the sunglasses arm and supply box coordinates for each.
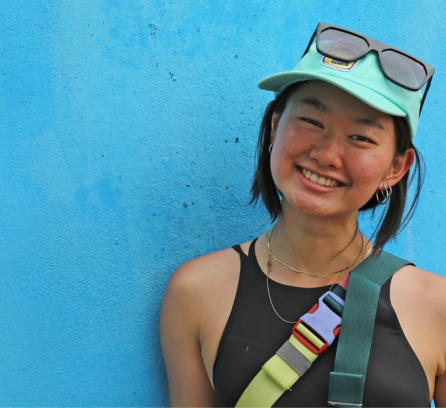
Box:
[302,30,317,59]
[419,76,433,114]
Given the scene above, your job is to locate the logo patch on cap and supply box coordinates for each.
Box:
[321,56,357,72]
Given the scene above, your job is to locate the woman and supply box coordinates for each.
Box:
[160,23,446,407]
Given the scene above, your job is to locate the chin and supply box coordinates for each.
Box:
[285,197,333,217]
[284,195,358,220]
[298,206,335,217]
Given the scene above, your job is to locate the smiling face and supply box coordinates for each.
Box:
[270,80,414,220]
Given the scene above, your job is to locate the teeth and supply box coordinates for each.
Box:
[302,168,339,187]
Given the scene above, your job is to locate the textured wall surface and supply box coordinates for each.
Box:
[1,0,445,406]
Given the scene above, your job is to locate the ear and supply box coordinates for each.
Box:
[381,148,415,187]
[271,112,281,144]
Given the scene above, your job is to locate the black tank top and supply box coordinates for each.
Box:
[213,239,430,407]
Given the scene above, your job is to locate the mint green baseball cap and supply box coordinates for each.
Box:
[258,44,423,140]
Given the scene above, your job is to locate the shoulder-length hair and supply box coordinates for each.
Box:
[250,82,425,252]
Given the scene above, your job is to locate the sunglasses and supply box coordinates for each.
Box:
[303,22,435,111]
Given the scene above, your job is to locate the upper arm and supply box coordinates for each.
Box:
[160,262,216,407]
[392,267,446,403]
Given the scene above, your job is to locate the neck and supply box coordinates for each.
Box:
[265,211,371,287]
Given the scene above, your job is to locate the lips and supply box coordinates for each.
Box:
[300,167,341,187]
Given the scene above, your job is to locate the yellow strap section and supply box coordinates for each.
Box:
[295,323,325,349]
[236,368,284,408]
[263,354,300,391]
[235,335,318,407]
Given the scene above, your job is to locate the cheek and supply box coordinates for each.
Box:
[271,130,307,173]
[274,124,310,156]
[270,142,299,187]
[270,148,290,182]
[349,154,392,186]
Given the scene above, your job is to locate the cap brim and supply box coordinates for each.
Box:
[258,71,407,118]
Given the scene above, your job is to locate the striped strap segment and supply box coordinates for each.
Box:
[235,276,349,407]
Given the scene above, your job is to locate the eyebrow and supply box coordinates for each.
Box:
[352,117,385,130]
[301,97,332,113]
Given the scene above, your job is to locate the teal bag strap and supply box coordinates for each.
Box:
[328,251,412,407]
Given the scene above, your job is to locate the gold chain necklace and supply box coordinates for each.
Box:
[266,230,373,324]
[267,231,354,278]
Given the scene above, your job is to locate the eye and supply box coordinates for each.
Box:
[350,135,374,144]
[300,117,323,128]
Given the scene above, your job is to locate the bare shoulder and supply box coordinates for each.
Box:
[393,265,446,310]
[392,265,446,329]
[165,245,245,303]
[161,240,254,337]
[391,265,446,402]
[160,242,252,406]
[392,266,446,361]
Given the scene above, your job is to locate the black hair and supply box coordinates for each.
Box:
[250,82,425,252]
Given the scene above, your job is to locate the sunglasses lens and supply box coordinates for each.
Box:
[319,28,369,60]
[380,50,427,89]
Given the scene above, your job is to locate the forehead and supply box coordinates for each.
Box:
[287,80,393,121]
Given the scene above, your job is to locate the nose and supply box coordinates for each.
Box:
[308,132,344,169]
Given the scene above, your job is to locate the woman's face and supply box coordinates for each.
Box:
[270,80,414,219]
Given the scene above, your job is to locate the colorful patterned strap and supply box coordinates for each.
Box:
[235,275,349,407]
[235,251,411,408]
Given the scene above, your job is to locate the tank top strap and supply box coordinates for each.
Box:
[231,244,246,258]
[232,238,258,259]
[248,238,257,257]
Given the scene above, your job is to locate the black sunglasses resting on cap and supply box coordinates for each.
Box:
[303,22,435,112]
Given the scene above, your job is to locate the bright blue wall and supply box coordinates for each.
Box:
[1,1,445,406]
